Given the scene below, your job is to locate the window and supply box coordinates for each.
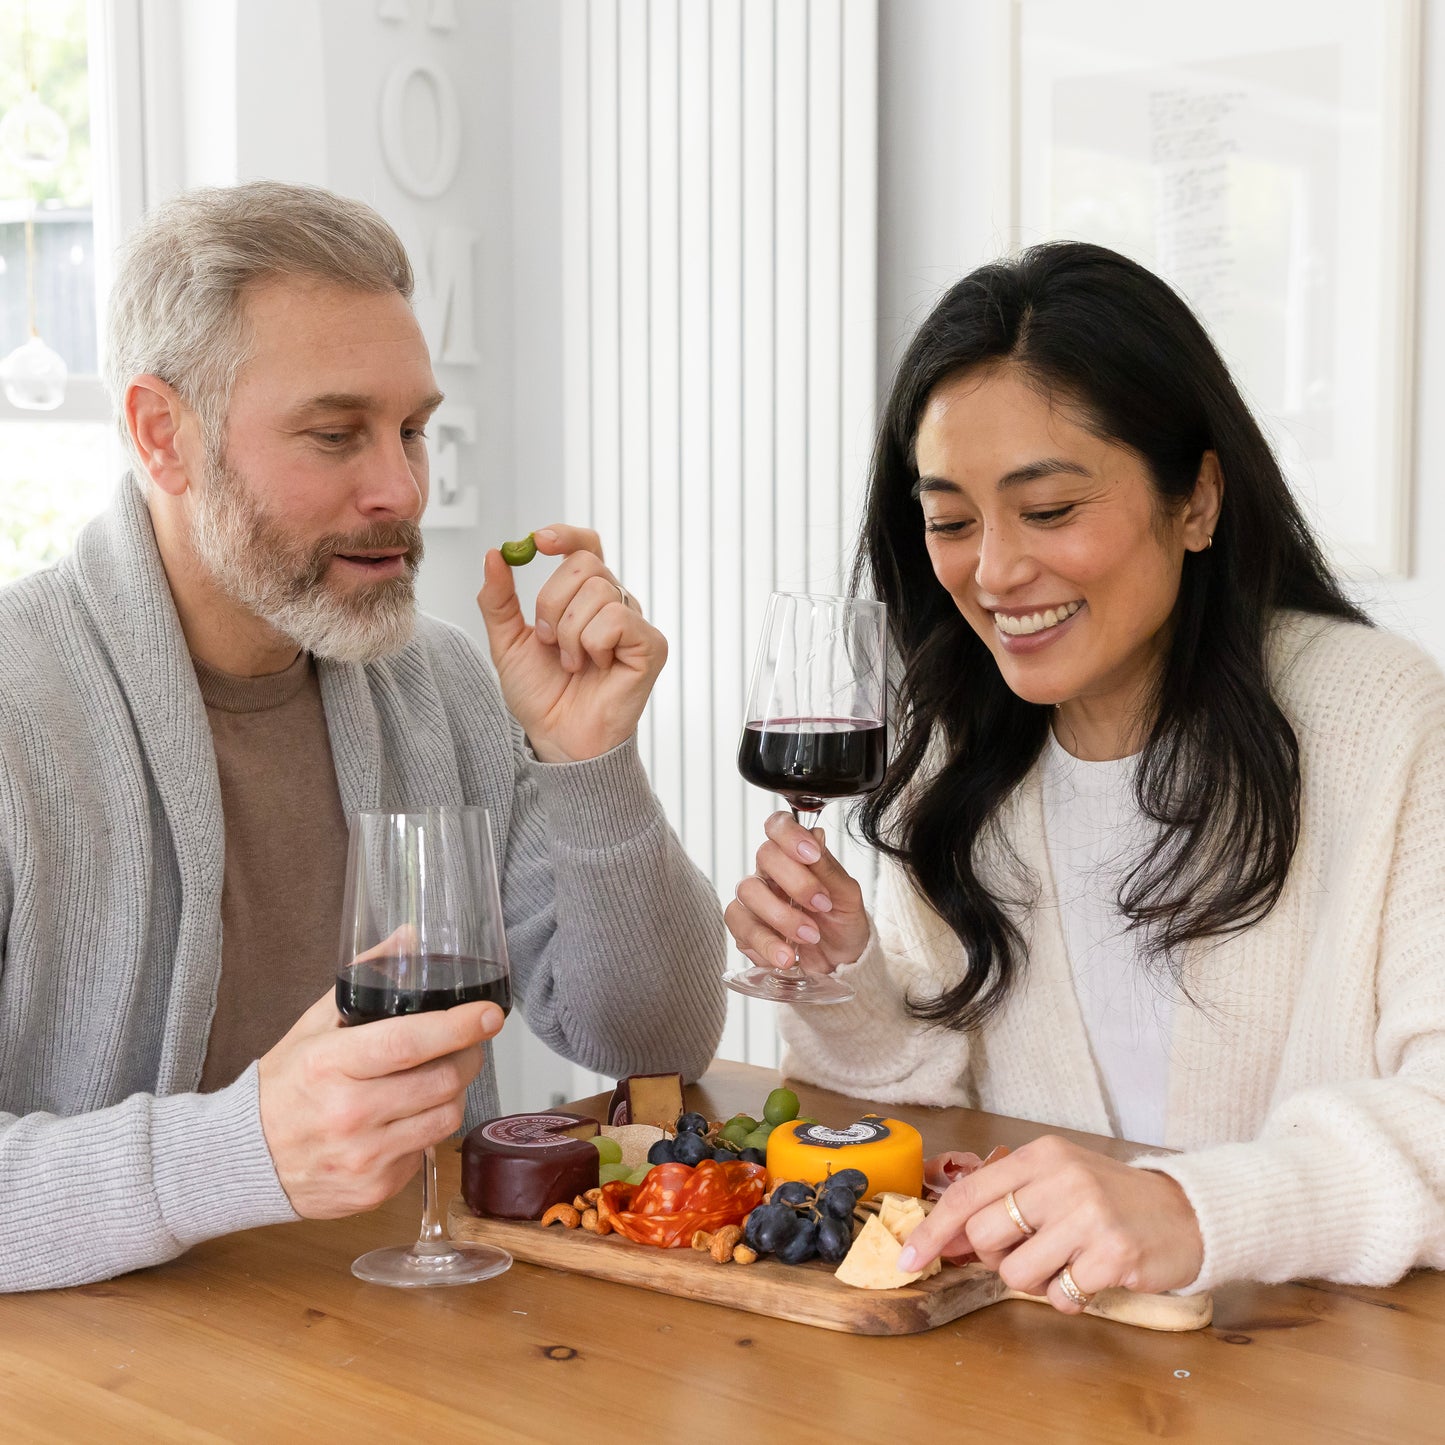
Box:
[0,0,123,585]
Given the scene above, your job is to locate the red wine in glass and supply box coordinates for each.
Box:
[727,593,888,1006]
[737,717,888,812]
[337,954,513,1024]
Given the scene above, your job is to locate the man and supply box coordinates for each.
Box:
[0,182,726,1291]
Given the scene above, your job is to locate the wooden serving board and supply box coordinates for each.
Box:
[447,1198,1212,1336]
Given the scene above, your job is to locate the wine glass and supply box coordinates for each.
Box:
[728,591,888,1004]
[336,806,514,1287]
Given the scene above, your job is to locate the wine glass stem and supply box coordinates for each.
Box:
[773,805,822,984]
[412,1144,454,1259]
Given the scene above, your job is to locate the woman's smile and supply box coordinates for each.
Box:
[990,599,1085,645]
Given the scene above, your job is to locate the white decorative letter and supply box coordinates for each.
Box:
[379,60,461,199]
[411,226,481,366]
[427,401,479,527]
[377,0,457,29]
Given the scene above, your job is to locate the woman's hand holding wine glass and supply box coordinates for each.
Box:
[724,592,888,1004]
[724,811,872,978]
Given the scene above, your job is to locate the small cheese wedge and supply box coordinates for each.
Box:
[834,1214,927,1290]
[876,1195,940,1278]
[606,1073,685,1130]
[877,1193,926,1237]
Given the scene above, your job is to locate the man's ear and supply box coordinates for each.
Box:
[125,375,199,497]
[1185,450,1224,551]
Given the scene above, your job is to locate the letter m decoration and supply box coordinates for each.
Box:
[412,227,481,367]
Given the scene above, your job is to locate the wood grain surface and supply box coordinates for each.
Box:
[447,1204,1007,1334]
[447,1202,1212,1334]
[1,1061,1442,1444]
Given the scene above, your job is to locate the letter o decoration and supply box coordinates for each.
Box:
[379,59,461,199]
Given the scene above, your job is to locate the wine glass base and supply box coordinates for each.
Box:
[351,1242,513,1288]
[722,964,855,1005]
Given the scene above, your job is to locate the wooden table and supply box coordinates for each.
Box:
[3,1061,1443,1443]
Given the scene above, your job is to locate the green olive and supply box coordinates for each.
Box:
[500,534,537,566]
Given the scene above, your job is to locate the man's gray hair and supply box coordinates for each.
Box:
[104,181,414,475]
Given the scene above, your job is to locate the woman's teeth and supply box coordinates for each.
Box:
[994,600,1082,637]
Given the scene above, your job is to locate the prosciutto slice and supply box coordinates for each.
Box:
[922,1144,1010,1200]
[921,1145,1011,1265]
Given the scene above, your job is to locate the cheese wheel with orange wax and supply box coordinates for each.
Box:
[766,1116,924,1198]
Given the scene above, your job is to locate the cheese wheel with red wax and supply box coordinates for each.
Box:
[462,1112,601,1220]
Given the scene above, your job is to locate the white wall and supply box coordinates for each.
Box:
[878,0,1444,664]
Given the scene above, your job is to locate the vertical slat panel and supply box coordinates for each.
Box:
[772,0,809,598]
[617,0,654,767]
[736,0,781,1065]
[834,0,880,890]
[648,0,685,833]
[560,0,592,528]
[805,0,843,598]
[588,0,623,572]
[709,0,758,1064]
[561,0,878,1081]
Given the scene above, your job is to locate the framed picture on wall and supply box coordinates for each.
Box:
[1011,0,1420,578]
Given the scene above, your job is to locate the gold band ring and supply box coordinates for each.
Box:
[1056,1265,1092,1308]
[1004,1190,1036,1239]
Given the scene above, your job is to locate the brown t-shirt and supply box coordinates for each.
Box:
[195,651,350,1092]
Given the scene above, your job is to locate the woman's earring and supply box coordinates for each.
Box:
[1204,535,1214,550]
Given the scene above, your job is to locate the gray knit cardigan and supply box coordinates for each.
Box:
[0,482,727,1291]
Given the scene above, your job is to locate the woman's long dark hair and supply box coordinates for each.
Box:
[856,242,1367,1032]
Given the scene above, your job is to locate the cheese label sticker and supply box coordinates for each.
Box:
[478,1114,584,1149]
[795,1121,891,1149]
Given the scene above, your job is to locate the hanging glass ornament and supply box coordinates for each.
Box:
[0,89,68,180]
[3,211,67,409]
[0,335,67,411]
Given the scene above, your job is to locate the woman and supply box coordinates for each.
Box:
[724,242,1445,1311]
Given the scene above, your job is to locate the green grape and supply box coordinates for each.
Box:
[598,1161,633,1185]
[763,1088,800,1127]
[741,1126,773,1153]
[591,1136,624,1165]
[720,1120,753,1148]
[725,1114,759,1134]
[625,1163,654,1185]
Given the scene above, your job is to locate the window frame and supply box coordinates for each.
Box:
[0,0,176,426]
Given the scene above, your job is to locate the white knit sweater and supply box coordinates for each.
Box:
[780,613,1445,1292]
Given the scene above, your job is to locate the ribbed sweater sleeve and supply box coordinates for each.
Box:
[1137,685,1445,1291]
[0,1064,296,1292]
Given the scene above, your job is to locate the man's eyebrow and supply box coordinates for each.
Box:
[910,457,1091,500]
[286,390,446,418]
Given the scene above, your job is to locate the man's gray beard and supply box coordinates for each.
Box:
[189,451,424,665]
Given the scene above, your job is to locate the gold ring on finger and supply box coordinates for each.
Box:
[1004,1190,1036,1238]
[1056,1264,1092,1307]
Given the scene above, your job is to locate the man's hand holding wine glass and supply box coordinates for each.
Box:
[257,989,502,1219]
[476,524,665,763]
[725,812,872,978]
